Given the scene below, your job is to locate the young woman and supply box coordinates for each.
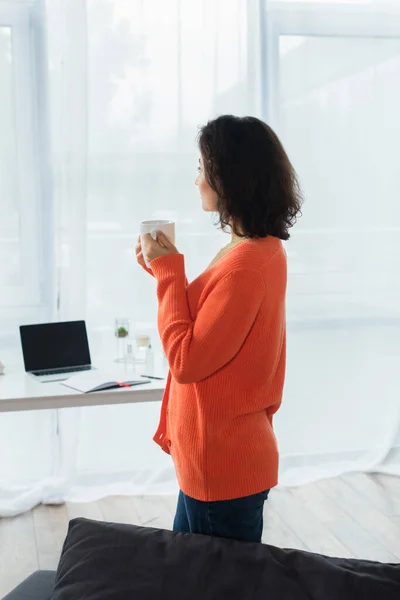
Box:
[136,115,302,543]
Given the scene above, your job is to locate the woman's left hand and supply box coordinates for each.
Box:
[141,231,180,264]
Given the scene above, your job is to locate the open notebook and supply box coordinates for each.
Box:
[60,371,150,394]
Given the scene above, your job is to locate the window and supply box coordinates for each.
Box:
[0,1,52,351]
[0,26,19,303]
[264,1,400,322]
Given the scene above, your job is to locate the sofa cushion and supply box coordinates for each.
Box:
[52,517,400,600]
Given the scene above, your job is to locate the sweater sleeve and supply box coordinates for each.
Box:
[150,254,265,384]
[141,262,188,287]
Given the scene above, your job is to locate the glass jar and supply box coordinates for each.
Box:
[115,318,130,363]
[123,339,136,371]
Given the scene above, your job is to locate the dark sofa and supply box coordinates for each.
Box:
[2,571,55,600]
[3,518,400,600]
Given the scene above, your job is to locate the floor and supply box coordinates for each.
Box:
[0,473,399,597]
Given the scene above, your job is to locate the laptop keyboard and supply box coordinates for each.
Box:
[34,366,91,376]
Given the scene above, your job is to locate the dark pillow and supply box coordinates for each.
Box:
[52,517,400,600]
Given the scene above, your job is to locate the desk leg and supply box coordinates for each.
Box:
[46,408,81,504]
[44,409,65,504]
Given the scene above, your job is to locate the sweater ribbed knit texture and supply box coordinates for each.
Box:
[151,236,287,502]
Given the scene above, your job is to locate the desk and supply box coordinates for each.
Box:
[0,365,165,413]
[0,363,167,515]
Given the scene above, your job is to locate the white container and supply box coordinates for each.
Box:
[135,334,150,364]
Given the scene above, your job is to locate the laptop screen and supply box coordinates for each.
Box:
[20,321,91,372]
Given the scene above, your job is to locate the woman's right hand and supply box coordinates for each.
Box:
[136,236,152,274]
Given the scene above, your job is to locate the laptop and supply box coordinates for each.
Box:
[20,320,94,382]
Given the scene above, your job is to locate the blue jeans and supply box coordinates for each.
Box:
[173,489,270,543]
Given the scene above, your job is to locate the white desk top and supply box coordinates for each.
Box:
[0,363,165,413]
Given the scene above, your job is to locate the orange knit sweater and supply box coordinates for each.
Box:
[150,236,287,502]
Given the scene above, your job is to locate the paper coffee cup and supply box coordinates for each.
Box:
[140,220,175,267]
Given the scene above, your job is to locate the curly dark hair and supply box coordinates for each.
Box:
[198,115,302,240]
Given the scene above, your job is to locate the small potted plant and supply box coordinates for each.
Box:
[116,326,129,338]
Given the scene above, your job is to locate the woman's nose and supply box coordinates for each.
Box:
[195,176,199,186]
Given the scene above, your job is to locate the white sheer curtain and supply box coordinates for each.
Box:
[0,0,399,517]
[0,0,89,517]
[47,0,88,321]
[0,0,254,517]
[268,0,400,482]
